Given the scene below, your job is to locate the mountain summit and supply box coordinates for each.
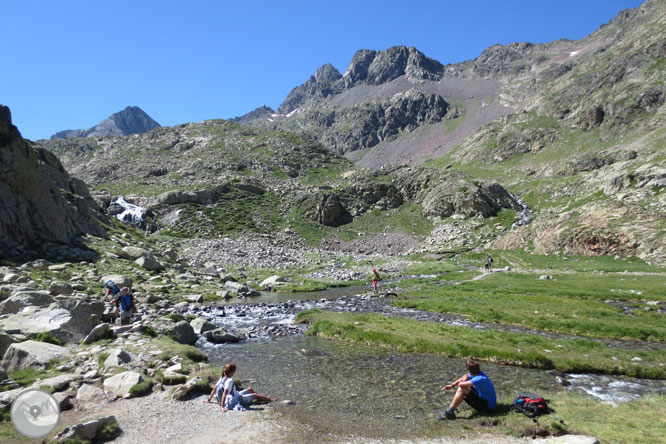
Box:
[50,106,160,139]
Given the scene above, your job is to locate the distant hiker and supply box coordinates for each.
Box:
[204,363,276,412]
[484,255,494,273]
[438,358,497,420]
[115,287,137,325]
[370,268,381,293]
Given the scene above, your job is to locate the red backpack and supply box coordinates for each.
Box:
[512,392,565,425]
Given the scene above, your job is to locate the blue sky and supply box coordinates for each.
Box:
[1,0,646,140]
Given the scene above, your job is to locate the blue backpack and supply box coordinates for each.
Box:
[105,280,121,296]
[120,293,133,311]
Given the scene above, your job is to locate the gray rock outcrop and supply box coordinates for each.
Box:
[1,340,71,373]
[0,105,108,256]
[103,371,143,397]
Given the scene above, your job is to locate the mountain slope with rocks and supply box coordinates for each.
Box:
[0,105,108,259]
[50,106,160,140]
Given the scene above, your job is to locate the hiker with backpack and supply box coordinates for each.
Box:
[203,363,276,411]
[102,280,122,323]
[115,287,138,325]
[438,359,497,420]
[484,255,494,273]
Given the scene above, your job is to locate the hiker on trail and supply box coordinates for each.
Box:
[484,255,494,273]
[438,358,497,420]
[370,268,381,293]
[102,280,122,323]
[204,363,276,412]
[115,287,137,325]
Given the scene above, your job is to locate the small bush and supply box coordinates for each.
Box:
[142,325,157,338]
[98,353,109,367]
[97,419,121,441]
[129,379,153,397]
[34,332,64,346]
[166,313,185,323]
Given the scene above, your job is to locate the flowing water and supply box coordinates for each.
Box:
[200,335,561,438]
[194,286,666,438]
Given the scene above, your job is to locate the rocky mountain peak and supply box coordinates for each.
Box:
[277,64,342,114]
[341,46,444,88]
[50,106,160,140]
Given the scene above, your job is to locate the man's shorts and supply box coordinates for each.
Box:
[464,386,490,412]
[120,309,133,325]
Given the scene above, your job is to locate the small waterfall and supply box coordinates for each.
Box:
[110,197,148,228]
[511,194,534,229]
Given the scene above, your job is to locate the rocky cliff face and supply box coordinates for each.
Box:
[50,106,160,140]
[0,105,108,257]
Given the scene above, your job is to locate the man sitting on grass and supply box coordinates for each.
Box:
[439,358,497,420]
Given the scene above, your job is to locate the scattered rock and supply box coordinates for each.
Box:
[168,321,198,345]
[203,328,241,344]
[48,281,74,296]
[1,340,71,373]
[83,323,111,344]
[103,371,143,398]
[103,348,133,368]
[171,376,206,401]
[55,414,118,442]
[190,317,216,335]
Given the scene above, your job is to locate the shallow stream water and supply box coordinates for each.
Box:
[194,285,666,438]
[201,335,561,438]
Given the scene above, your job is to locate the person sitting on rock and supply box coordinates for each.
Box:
[204,363,276,411]
[438,358,497,420]
[115,287,137,325]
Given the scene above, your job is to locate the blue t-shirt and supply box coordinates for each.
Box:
[469,371,497,409]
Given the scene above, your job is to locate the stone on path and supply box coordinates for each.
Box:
[83,323,111,344]
[76,384,109,406]
[104,348,133,368]
[56,414,118,442]
[103,371,143,398]
[171,376,205,401]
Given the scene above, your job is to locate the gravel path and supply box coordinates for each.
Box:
[67,391,537,444]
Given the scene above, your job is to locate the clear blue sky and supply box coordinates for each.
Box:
[1,0,646,140]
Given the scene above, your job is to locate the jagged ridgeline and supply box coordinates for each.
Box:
[38,119,519,245]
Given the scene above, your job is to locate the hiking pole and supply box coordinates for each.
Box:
[548,409,566,426]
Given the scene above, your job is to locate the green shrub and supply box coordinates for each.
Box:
[129,379,153,397]
[166,313,185,322]
[97,419,121,441]
[98,353,109,367]
[34,331,64,346]
[142,325,157,338]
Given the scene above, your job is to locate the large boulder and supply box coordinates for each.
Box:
[168,321,197,345]
[0,300,104,343]
[0,331,16,359]
[103,348,133,368]
[203,328,241,344]
[135,255,162,271]
[190,318,216,335]
[75,383,108,406]
[1,340,71,373]
[119,246,149,260]
[103,371,143,398]
[0,290,54,315]
[259,275,287,289]
[0,105,108,255]
[99,275,133,289]
[83,323,111,344]
[48,281,74,296]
